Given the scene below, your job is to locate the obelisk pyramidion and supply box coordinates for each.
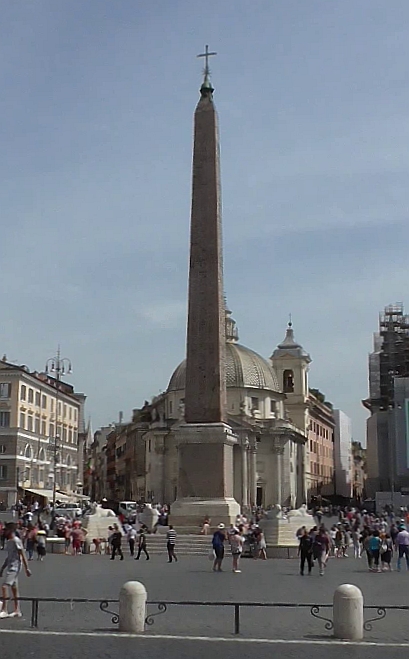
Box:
[171,47,240,529]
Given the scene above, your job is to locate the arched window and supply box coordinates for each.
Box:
[66,454,71,467]
[283,369,295,393]
[38,448,46,462]
[24,444,32,459]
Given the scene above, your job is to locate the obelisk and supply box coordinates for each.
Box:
[171,47,240,528]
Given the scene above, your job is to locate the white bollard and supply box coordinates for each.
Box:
[333,584,363,640]
[119,581,147,633]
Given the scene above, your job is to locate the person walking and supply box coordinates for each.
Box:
[110,524,124,561]
[212,523,226,572]
[230,529,243,573]
[313,527,330,576]
[381,533,393,571]
[369,530,382,572]
[257,530,267,560]
[351,525,360,559]
[298,528,313,575]
[396,524,409,572]
[0,522,31,618]
[135,526,150,560]
[127,526,137,558]
[25,524,37,561]
[166,525,177,563]
[36,529,47,562]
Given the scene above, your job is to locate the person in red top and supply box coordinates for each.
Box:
[71,523,82,556]
[313,527,330,576]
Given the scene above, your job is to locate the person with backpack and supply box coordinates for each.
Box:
[298,528,314,575]
[212,523,226,572]
[369,530,382,572]
[313,527,330,576]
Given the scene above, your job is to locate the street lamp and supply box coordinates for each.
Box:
[45,347,72,510]
[16,467,30,506]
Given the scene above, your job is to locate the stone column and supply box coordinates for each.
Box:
[241,441,249,509]
[273,445,284,505]
[249,440,257,507]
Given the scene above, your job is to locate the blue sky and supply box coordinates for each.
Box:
[1,0,409,442]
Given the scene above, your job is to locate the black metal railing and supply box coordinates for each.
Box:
[6,597,406,635]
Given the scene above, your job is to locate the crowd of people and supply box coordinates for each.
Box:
[297,507,409,576]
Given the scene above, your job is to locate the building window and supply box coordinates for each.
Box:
[0,412,10,428]
[35,391,40,406]
[169,401,173,415]
[63,427,67,442]
[310,440,313,451]
[42,395,47,409]
[283,369,295,393]
[58,403,61,417]
[49,423,54,438]
[68,429,73,443]
[20,412,26,429]
[20,385,26,401]
[0,383,11,399]
[0,445,6,454]
[73,431,78,445]
[51,399,54,413]
[270,399,276,413]
[27,415,33,432]
[41,421,46,436]
[69,407,72,420]
[63,404,67,418]
[74,409,77,422]
[25,444,32,459]
[251,397,259,410]
[35,418,40,434]
[28,388,34,404]
[38,448,45,461]
[0,465,7,480]
[39,468,44,483]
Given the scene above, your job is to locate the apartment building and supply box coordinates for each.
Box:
[0,357,84,507]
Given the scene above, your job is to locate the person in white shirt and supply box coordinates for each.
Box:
[127,527,137,557]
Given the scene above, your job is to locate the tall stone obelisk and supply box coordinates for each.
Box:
[171,47,240,528]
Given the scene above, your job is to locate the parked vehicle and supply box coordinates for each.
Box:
[54,502,82,519]
[118,501,137,519]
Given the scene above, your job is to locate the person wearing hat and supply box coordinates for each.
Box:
[212,524,226,572]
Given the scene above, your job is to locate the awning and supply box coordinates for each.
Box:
[57,490,89,502]
[24,488,71,502]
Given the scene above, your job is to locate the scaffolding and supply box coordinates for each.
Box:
[378,303,409,408]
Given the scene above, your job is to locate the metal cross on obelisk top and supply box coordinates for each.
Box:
[197,44,217,76]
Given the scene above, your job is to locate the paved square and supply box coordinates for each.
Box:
[0,551,407,641]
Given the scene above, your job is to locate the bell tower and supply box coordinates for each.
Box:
[271,321,311,504]
[271,321,311,407]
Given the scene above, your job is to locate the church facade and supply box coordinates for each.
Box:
[126,309,328,510]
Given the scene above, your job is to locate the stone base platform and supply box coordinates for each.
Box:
[266,546,298,559]
[170,497,240,530]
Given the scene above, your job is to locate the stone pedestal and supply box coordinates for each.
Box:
[82,504,122,540]
[171,423,240,529]
[140,504,159,532]
[260,504,314,557]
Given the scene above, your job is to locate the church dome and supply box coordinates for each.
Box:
[167,309,280,393]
